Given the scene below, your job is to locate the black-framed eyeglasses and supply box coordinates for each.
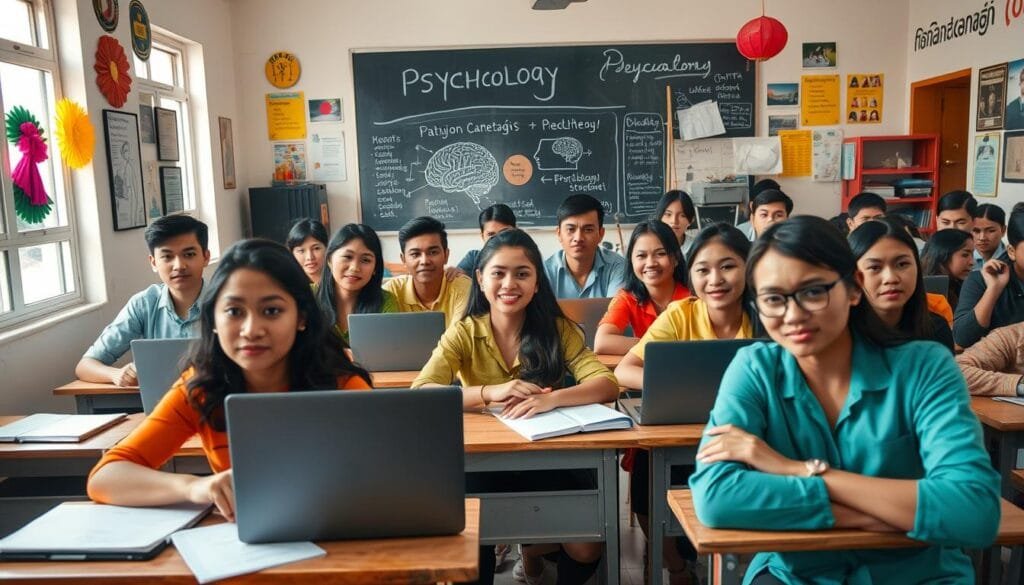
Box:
[754,276,846,318]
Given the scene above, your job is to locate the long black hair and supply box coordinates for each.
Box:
[748,216,899,347]
[187,239,371,431]
[653,190,696,245]
[622,221,687,304]
[465,229,577,388]
[317,224,387,329]
[848,218,932,340]
[921,228,973,308]
[285,218,328,251]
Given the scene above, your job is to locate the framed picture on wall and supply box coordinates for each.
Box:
[160,166,185,214]
[1004,130,1024,183]
[976,63,1006,131]
[154,106,180,161]
[218,116,237,189]
[102,110,147,231]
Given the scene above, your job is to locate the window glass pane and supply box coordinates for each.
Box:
[0,61,69,232]
[150,48,175,87]
[0,252,10,313]
[133,53,148,80]
[0,0,34,46]
[19,240,73,304]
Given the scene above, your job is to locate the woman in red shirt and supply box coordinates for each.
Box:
[88,239,371,521]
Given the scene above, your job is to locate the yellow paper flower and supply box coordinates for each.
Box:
[55,98,94,169]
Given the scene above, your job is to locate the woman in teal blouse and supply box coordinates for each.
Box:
[690,216,1000,585]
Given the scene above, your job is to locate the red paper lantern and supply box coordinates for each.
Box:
[736,15,788,62]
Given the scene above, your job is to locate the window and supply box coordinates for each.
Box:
[0,0,81,329]
[134,35,197,211]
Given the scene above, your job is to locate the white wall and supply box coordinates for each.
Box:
[907,0,1024,210]
[0,0,242,413]
[229,0,911,264]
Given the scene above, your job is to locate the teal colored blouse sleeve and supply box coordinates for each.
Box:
[689,343,835,530]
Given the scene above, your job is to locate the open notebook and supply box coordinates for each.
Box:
[490,403,632,441]
[0,413,127,443]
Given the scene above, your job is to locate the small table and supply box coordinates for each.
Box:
[53,381,141,415]
[0,499,481,584]
[667,489,1024,585]
[972,397,1024,498]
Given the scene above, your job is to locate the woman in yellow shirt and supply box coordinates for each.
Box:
[413,228,618,585]
[613,222,756,585]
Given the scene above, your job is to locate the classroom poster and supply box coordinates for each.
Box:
[273,142,307,181]
[1006,59,1024,131]
[812,128,843,182]
[778,130,812,177]
[846,74,884,124]
[971,133,1000,197]
[800,75,840,126]
[310,126,347,182]
[265,91,307,141]
[977,63,1007,131]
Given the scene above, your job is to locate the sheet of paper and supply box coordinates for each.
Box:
[778,130,812,177]
[677,101,726,141]
[812,128,843,182]
[310,126,347,182]
[672,138,746,194]
[171,523,325,584]
[972,132,1000,197]
[841,142,856,180]
[265,91,307,141]
[732,137,782,175]
[801,75,841,126]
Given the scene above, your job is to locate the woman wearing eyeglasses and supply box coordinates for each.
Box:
[689,216,999,585]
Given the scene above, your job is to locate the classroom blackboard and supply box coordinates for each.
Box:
[352,42,755,231]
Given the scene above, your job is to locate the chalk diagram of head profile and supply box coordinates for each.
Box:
[423,142,500,207]
[534,137,587,171]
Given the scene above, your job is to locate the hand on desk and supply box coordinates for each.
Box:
[188,470,236,522]
[501,390,557,419]
[486,380,550,404]
[696,424,804,477]
[112,362,138,387]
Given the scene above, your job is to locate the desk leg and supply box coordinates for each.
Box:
[601,449,620,585]
[650,447,665,585]
[74,395,93,414]
[998,431,1023,499]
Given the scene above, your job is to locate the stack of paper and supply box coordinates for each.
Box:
[171,523,326,584]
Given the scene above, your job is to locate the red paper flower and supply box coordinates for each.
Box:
[94,35,132,108]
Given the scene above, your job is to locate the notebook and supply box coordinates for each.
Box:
[0,501,210,561]
[490,403,632,441]
[0,413,127,443]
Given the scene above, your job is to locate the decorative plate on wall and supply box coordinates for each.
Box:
[95,35,133,108]
[128,0,151,60]
[265,51,301,89]
[93,0,118,31]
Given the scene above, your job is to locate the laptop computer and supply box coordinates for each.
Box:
[557,297,612,348]
[226,387,465,544]
[347,312,445,371]
[619,339,758,425]
[131,338,196,414]
[923,274,949,296]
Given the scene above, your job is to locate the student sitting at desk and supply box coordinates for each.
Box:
[383,216,471,328]
[456,203,517,275]
[972,203,1009,269]
[735,179,780,240]
[412,228,618,585]
[317,223,398,345]
[848,218,954,351]
[286,218,328,289]
[954,202,1024,348]
[935,189,978,232]
[654,190,697,256]
[543,193,626,299]
[75,215,210,387]
[87,239,371,520]
[594,221,688,355]
[746,188,793,240]
[921,228,974,311]
[956,321,1024,396]
[690,216,1000,585]
[844,191,887,232]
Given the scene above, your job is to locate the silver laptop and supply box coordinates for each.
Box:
[923,274,949,296]
[131,338,196,413]
[226,387,465,544]
[558,297,612,348]
[348,312,445,371]
[620,339,758,425]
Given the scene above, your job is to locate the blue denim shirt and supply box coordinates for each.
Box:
[543,247,626,299]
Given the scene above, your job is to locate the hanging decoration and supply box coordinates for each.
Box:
[55,98,95,169]
[95,35,133,108]
[5,106,53,224]
[735,0,788,62]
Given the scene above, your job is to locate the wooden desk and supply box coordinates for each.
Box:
[667,489,1024,585]
[972,397,1024,498]
[0,414,141,478]
[369,354,621,388]
[1014,469,1024,494]
[53,381,141,414]
[0,499,481,584]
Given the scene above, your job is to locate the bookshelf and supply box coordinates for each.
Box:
[842,135,939,233]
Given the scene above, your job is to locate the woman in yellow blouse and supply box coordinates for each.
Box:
[413,228,618,585]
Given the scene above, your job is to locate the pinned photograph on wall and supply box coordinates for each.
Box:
[1004,130,1024,183]
[977,63,1007,131]
[273,142,307,182]
[846,74,883,124]
[309,98,342,123]
[768,115,798,136]
[1005,59,1024,131]
[801,43,837,68]
[972,133,1001,197]
[767,83,799,106]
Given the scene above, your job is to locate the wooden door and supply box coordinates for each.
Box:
[938,86,969,193]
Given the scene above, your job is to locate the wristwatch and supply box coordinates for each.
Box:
[804,458,830,477]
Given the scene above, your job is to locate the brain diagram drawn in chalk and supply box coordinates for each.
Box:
[533,137,588,171]
[419,142,500,207]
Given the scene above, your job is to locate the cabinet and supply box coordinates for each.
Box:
[842,135,939,233]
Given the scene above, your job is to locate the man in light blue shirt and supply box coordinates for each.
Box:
[543,193,625,299]
[76,215,210,386]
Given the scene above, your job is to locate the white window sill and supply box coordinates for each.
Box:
[0,301,107,347]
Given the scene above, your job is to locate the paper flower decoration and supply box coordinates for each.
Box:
[55,98,94,169]
[94,35,132,108]
[5,106,53,224]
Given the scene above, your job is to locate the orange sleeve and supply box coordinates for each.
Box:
[926,293,953,328]
[339,372,372,390]
[90,373,202,480]
[599,290,633,331]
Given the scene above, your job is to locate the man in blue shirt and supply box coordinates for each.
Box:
[75,215,210,386]
[543,193,625,299]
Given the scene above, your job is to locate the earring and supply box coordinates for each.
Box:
[298,325,306,331]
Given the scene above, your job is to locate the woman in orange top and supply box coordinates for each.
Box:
[87,239,371,521]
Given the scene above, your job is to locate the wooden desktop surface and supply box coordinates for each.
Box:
[970,397,1024,432]
[53,380,138,396]
[667,490,1024,554]
[0,499,481,584]
[1013,469,1024,493]
[0,414,142,459]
